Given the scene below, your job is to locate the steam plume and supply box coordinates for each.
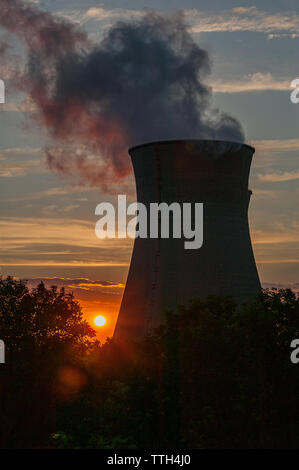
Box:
[0,0,244,188]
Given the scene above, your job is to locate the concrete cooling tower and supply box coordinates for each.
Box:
[114,140,261,342]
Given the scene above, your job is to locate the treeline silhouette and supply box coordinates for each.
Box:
[1,276,299,448]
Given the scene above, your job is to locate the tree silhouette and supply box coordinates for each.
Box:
[0,277,96,448]
[1,277,299,449]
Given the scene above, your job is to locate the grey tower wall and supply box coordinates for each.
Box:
[114,140,261,342]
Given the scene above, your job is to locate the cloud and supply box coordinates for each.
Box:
[58,7,144,28]
[0,158,43,177]
[68,280,125,289]
[84,7,143,22]
[259,259,299,263]
[245,139,299,169]
[7,185,97,202]
[268,33,299,39]
[0,146,44,177]
[63,204,81,212]
[1,96,37,112]
[252,189,277,199]
[73,6,299,36]
[25,277,125,291]
[0,146,42,158]
[40,204,83,215]
[0,64,22,80]
[0,216,133,266]
[258,170,299,183]
[252,139,299,152]
[211,73,291,93]
[188,7,299,34]
[252,223,299,244]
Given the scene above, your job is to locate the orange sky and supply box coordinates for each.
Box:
[23,277,126,342]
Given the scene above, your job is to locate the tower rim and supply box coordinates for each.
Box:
[128,139,255,154]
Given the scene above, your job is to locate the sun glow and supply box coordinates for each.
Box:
[94,315,106,327]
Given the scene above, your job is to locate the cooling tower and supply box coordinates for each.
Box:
[114,140,261,341]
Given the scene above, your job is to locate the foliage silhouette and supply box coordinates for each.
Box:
[1,276,299,448]
[0,277,95,448]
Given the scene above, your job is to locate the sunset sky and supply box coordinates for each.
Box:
[0,0,298,340]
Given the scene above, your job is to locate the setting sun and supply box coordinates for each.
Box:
[94,315,106,327]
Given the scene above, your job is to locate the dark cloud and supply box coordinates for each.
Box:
[25,277,125,289]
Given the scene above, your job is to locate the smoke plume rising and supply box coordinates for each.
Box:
[0,0,244,189]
